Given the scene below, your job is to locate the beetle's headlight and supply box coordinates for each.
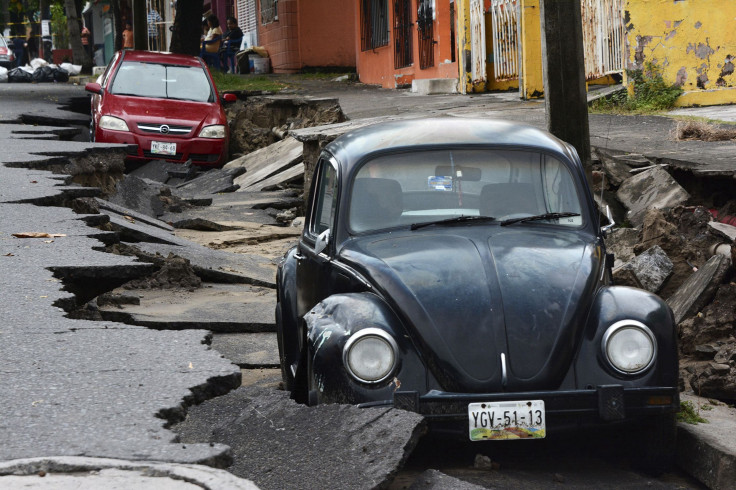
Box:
[99,115,129,131]
[343,328,399,384]
[198,125,226,139]
[602,320,656,374]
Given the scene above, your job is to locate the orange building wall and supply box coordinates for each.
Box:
[258,0,300,72]
[298,0,356,68]
[258,0,356,73]
[356,0,459,88]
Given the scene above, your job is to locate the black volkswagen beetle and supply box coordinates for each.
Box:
[277,118,679,472]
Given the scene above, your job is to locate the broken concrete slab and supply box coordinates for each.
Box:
[677,393,736,490]
[0,457,258,490]
[599,154,633,187]
[108,175,166,219]
[408,470,486,490]
[127,160,192,184]
[175,166,246,196]
[95,198,175,232]
[605,228,639,268]
[618,245,673,293]
[106,213,180,245]
[168,217,242,232]
[98,283,275,333]
[159,190,302,229]
[709,221,736,243]
[612,153,651,167]
[131,241,277,288]
[174,223,301,252]
[211,333,279,367]
[667,254,730,324]
[240,163,304,192]
[616,166,689,227]
[227,137,303,190]
[174,386,426,490]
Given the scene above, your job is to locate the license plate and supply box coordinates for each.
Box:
[151,141,177,155]
[468,400,546,440]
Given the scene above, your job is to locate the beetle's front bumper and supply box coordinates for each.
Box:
[359,385,679,436]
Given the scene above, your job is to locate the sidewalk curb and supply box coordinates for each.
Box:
[677,394,736,490]
[0,456,259,490]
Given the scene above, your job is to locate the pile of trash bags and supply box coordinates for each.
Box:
[0,58,82,83]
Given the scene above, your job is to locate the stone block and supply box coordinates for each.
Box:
[709,221,736,242]
[616,166,689,227]
[411,78,458,95]
[618,245,673,293]
[666,254,730,324]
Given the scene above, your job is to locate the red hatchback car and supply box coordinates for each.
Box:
[85,50,236,167]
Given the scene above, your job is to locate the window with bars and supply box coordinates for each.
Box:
[261,0,278,24]
[361,0,389,51]
[417,0,434,69]
[393,0,413,68]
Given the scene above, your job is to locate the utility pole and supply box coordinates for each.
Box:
[539,0,591,167]
[133,0,147,50]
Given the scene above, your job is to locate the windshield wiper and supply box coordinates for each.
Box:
[500,212,581,227]
[410,215,495,231]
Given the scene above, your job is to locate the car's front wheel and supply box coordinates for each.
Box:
[634,412,677,476]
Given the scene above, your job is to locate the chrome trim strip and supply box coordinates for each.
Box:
[500,353,508,387]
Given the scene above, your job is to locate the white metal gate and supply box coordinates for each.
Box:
[490,0,519,81]
[469,0,487,84]
[581,0,625,80]
[236,0,258,49]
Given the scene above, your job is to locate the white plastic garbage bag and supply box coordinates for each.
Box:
[60,63,82,76]
[0,66,8,83]
[19,65,34,74]
[29,58,49,70]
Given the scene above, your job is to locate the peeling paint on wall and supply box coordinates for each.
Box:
[625,0,736,106]
[675,66,687,86]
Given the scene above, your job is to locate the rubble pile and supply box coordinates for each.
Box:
[597,151,736,402]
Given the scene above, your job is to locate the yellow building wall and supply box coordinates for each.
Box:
[625,0,736,107]
[520,0,544,99]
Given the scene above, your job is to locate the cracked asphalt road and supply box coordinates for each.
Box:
[0,85,242,466]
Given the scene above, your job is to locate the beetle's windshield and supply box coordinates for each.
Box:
[349,149,583,233]
[110,61,213,102]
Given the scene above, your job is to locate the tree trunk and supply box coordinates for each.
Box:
[63,0,92,70]
[169,0,204,56]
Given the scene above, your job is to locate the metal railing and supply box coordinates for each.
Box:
[490,0,519,81]
[417,0,434,69]
[469,0,486,83]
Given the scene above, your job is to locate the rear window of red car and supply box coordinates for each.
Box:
[110,61,213,103]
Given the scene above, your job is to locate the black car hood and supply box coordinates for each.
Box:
[340,228,600,393]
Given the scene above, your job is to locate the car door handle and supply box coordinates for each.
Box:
[294,252,305,260]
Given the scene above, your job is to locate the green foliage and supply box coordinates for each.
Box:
[677,400,709,425]
[50,2,69,50]
[209,71,285,93]
[590,63,683,114]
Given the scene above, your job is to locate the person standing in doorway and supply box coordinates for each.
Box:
[147,8,163,51]
[122,22,134,49]
[81,25,92,58]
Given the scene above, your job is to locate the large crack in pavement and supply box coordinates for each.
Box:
[0,123,241,466]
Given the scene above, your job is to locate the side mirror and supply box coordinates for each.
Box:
[85,82,102,95]
[314,229,330,255]
[222,93,237,103]
[601,205,615,236]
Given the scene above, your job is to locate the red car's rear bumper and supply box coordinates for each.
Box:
[97,128,227,167]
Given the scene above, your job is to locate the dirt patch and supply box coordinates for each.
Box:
[122,254,202,290]
[226,96,346,156]
[674,121,736,142]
